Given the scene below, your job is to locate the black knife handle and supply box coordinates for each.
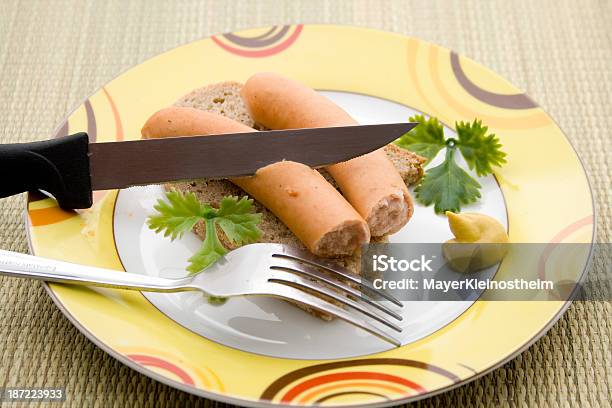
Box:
[0,133,92,209]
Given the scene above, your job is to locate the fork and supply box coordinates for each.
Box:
[0,243,403,346]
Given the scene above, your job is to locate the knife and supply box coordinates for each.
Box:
[0,123,416,209]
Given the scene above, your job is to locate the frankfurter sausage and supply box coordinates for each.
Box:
[241,72,414,236]
[142,107,370,256]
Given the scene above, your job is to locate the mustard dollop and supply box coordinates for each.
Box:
[443,212,509,273]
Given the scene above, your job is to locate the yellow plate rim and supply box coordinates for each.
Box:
[25,24,597,407]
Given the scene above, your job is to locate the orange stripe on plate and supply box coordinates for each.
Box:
[297,381,408,404]
[128,354,195,386]
[281,372,425,402]
[406,38,437,115]
[28,207,76,226]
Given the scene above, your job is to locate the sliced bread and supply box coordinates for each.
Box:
[165,81,424,319]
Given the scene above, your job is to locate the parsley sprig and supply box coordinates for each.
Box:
[148,191,262,273]
[395,115,507,213]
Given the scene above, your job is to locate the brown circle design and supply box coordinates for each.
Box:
[223,26,290,47]
[315,391,389,403]
[212,25,303,58]
[450,52,538,109]
[52,98,97,141]
[260,358,460,401]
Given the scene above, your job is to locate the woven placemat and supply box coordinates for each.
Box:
[0,1,610,406]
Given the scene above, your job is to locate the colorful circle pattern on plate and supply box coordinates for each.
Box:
[28,25,594,407]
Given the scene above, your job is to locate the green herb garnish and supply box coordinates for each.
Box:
[148,191,262,273]
[395,115,507,213]
[394,114,445,164]
[455,119,507,176]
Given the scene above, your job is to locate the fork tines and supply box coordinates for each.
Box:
[268,250,404,347]
[271,252,403,306]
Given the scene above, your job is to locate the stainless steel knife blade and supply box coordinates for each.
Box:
[88,123,417,190]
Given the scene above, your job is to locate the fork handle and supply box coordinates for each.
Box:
[0,249,193,292]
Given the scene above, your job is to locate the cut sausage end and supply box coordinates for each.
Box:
[313,219,370,257]
[366,190,414,237]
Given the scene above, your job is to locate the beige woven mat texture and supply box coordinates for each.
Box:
[0,0,610,407]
